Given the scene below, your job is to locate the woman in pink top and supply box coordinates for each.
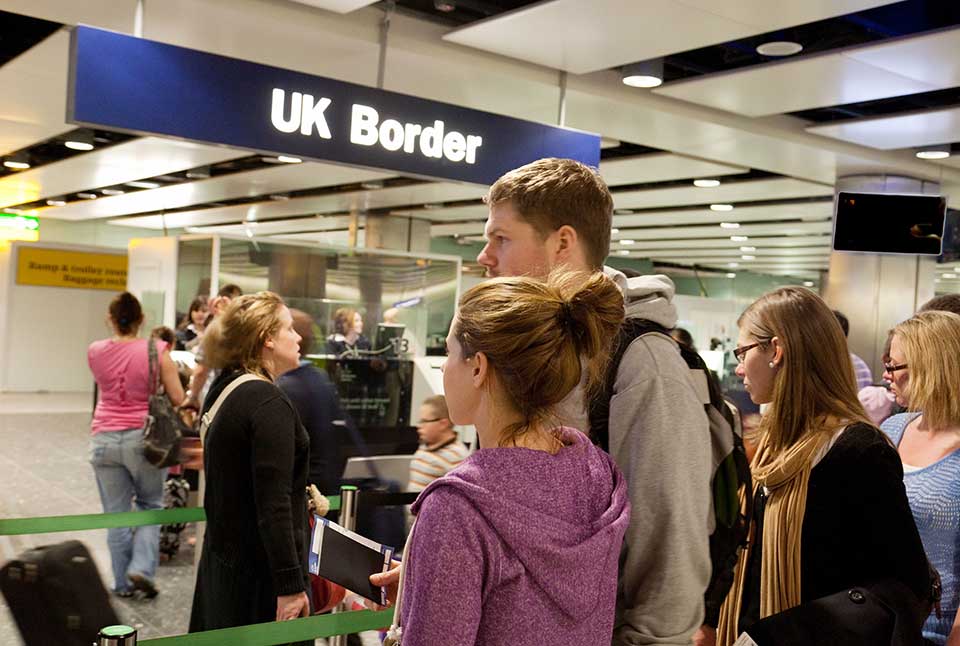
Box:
[88,292,184,599]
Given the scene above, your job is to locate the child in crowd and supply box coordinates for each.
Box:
[407,395,469,493]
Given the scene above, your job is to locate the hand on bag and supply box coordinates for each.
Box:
[692,625,716,646]
[179,438,204,471]
[276,591,310,622]
[365,560,401,610]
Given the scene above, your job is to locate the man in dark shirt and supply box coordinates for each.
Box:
[277,309,347,495]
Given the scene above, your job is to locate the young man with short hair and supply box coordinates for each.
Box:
[478,158,712,646]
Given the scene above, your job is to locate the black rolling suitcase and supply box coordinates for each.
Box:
[0,540,120,646]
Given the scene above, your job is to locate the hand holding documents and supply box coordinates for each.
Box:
[309,515,396,606]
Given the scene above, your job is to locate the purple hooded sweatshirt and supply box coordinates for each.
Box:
[399,427,630,646]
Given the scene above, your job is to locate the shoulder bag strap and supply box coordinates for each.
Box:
[199,373,266,439]
[148,338,161,394]
[384,516,417,645]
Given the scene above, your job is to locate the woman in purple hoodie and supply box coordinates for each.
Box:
[390,270,631,646]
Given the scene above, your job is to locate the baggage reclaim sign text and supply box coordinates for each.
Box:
[16,247,128,291]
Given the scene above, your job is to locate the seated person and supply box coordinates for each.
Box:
[408,395,469,493]
[326,307,371,356]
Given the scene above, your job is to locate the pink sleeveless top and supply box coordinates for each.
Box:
[88,338,168,434]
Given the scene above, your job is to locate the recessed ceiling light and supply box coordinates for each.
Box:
[726,273,737,278]
[803,281,815,287]
[720,222,740,229]
[916,145,951,160]
[693,179,720,188]
[756,41,803,57]
[125,180,161,189]
[269,193,290,201]
[276,155,302,164]
[361,180,384,190]
[944,273,958,279]
[740,246,756,252]
[611,228,620,234]
[77,192,98,199]
[728,262,739,268]
[46,199,67,207]
[741,254,756,260]
[710,204,734,212]
[101,188,125,196]
[3,160,30,170]
[620,239,635,245]
[434,0,456,11]
[618,250,630,256]
[622,60,663,88]
[614,209,633,215]
[730,235,748,242]
[64,141,94,151]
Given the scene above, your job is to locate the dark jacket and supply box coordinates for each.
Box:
[739,423,931,634]
[189,371,310,635]
[278,361,346,495]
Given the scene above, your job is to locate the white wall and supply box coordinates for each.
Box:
[0,242,125,392]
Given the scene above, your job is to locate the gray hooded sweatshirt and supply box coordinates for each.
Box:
[582,268,713,646]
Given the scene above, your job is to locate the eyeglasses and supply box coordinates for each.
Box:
[883,362,908,374]
[733,341,764,365]
[417,417,443,425]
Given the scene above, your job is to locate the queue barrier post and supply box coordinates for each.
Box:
[98,624,138,646]
[329,484,359,646]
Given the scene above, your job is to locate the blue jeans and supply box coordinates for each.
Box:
[90,429,166,593]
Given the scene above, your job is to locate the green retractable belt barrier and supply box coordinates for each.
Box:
[139,609,394,645]
[0,496,341,536]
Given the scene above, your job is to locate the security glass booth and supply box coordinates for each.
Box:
[163,233,461,452]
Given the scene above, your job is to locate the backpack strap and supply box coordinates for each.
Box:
[199,373,266,440]
[383,516,417,645]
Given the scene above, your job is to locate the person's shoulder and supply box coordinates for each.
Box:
[880,412,913,433]
[823,422,898,469]
[88,338,110,354]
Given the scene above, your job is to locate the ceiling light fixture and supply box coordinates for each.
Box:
[730,235,748,242]
[46,199,67,207]
[720,222,740,229]
[740,246,756,252]
[276,155,302,164]
[728,262,739,268]
[77,192,98,199]
[269,193,290,201]
[916,144,951,160]
[101,188,125,196]
[434,0,456,11]
[611,228,620,234]
[693,179,720,188]
[622,59,664,88]
[944,273,958,279]
[126,180,161,189]
[64,140,94,151]
[618,250,630,255]
[710,203,734,212]
[186,166,211,180]
[756,41,803,57]
[726,273,737,278]
[614,209,634,215]
[741,254,756,260]
[803,281,815,287]
[3,152,30,170]
[620,239,635,245]
[361,180,384,190]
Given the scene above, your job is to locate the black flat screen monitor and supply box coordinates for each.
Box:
[938,209,959,263]
[833,191,947,256]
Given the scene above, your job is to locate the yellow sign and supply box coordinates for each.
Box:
[16,246,128,291]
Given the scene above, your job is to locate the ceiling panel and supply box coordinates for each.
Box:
[112,181,486,229]
[0,0,138,31]
[843,27,960,90]
[806,106,960,150]
[0,138,242,209]
[285,0,378,13]
[178,214,355,236]
[442,0,895,75]
[388,204,488,222]
[623,248,829,260]
[0,30,71,158]
[654,52,933,117]
[606,234,832,250]
[598,153,748,187]
[612,178,832,210]
[445,220,832,240]
[42,162,392,221]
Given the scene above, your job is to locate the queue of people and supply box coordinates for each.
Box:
[85,156,959,646]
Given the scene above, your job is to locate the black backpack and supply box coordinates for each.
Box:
[588,318,753,627]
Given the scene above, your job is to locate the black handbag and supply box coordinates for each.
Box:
[142,340,191,467]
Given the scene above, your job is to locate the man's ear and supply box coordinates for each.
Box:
[264,337,276,350]
[553,224,580,263]
[472,351,490,388]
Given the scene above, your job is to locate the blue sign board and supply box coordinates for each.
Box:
[67,26,600,185]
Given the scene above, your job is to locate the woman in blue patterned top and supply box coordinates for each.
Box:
[881,310,960,646]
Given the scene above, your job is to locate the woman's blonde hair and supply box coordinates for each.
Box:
[333,307,357,335]
[738,287,870,453]
[202,291,286,380]
[893,310,960,429]
[453,270,624,445]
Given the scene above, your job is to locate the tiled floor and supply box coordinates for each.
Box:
[0,393,377,645]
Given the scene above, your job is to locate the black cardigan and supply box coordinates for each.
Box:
[199,371,310,597]
[739,423,931,631]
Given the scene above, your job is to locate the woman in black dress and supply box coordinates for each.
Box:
[189,291,311,636]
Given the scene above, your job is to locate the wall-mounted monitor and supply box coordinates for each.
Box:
[938,209,960,263]
[833,191,947,256]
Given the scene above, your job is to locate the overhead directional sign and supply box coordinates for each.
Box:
[67,26,600,185]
